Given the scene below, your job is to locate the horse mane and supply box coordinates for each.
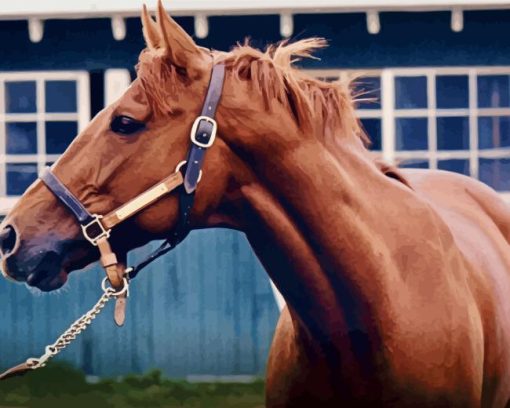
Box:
[217,39,367,143]
[137,37,367,144]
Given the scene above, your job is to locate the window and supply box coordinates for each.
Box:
[316,73,383,151]
[0,72,89,209]
[308,67,510,197]
[354,76,382,151]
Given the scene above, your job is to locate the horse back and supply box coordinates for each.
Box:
[402,168,510,406]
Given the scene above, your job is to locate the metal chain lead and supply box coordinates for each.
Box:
[24,278,129,370]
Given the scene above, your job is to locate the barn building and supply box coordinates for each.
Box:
[0,0,509,378]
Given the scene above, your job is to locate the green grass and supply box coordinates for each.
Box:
[0,363,265,408]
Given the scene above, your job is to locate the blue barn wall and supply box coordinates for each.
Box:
[0,230,280,377]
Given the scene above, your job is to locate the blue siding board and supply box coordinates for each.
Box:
[187,237,199,374]
[200,232,216,374]
[163,252,180,374]
[239,235,258,374]
[217,233,232,374]
[0,229,279,377]
[151,247,171,374]
[230,233,241,373]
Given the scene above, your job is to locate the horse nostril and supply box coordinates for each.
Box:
[0,226,17,256]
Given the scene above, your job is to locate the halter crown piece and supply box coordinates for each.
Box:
[39,62,226,323]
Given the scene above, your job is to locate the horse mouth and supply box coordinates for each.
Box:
[24,240,97,292]
[27,269,67,292]
[25,251,68,292]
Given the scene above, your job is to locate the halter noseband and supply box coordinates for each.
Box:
[39,63,225,324]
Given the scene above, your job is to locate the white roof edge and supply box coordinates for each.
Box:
[0,0,510,20]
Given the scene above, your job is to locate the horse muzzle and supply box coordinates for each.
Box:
[0,223,68,291]
[0,224,21,282]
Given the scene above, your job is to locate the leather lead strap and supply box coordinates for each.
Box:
[114,294,128,327]
[113,253,128,327]
[0,361,33,380]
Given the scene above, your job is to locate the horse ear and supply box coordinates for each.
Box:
[141,4,162,49]
[156,0,206,72]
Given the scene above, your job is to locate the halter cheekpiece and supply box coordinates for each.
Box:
[39,63,226,325]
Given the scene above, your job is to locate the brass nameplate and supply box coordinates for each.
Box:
[115,183,169,221]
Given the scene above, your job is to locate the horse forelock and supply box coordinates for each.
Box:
[136,51,180,115]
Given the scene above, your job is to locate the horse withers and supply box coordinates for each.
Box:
[1,2,510,406]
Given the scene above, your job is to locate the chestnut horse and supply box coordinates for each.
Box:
[2,3,510,406]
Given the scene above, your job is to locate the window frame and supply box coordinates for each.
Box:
[0,71,90,213]
[307,66,510,201]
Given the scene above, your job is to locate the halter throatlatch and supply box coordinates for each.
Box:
[0,63,225,381]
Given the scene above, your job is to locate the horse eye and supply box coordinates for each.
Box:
[110,115,145,135]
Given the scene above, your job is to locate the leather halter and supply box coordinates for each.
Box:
[40,63,225,324]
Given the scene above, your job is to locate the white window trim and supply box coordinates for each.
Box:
[308,66,510,202]
[3,0,510,19]
[104,69,131,105]
[0,71,90,215]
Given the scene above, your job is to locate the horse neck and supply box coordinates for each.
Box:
[233,134,414,341]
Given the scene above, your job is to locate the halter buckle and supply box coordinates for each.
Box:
[190,116,217,148]
[81,214,111,246]
[175,160,202,183]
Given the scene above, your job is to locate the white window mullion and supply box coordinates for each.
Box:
[436,150,471,160]
[468,70,479,179]
[395,151,430,159]
[427,72,437,170]
[477,108,510,116]
[396,150,473,160]
[5,155,40,163]
[478,149,510,159]
[36,78,46,174]
[46,154,62,163]
[0,79,5,197]
[356,110,382,119]
[77,73,90,132]
[394,109,428,118]
[394,108,477,118]
[104,69,130,106]
[2,113,78,122]
[381,69,395,164]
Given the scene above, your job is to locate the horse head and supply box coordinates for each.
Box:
[0,3,234,291]
[0,1,360,292]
